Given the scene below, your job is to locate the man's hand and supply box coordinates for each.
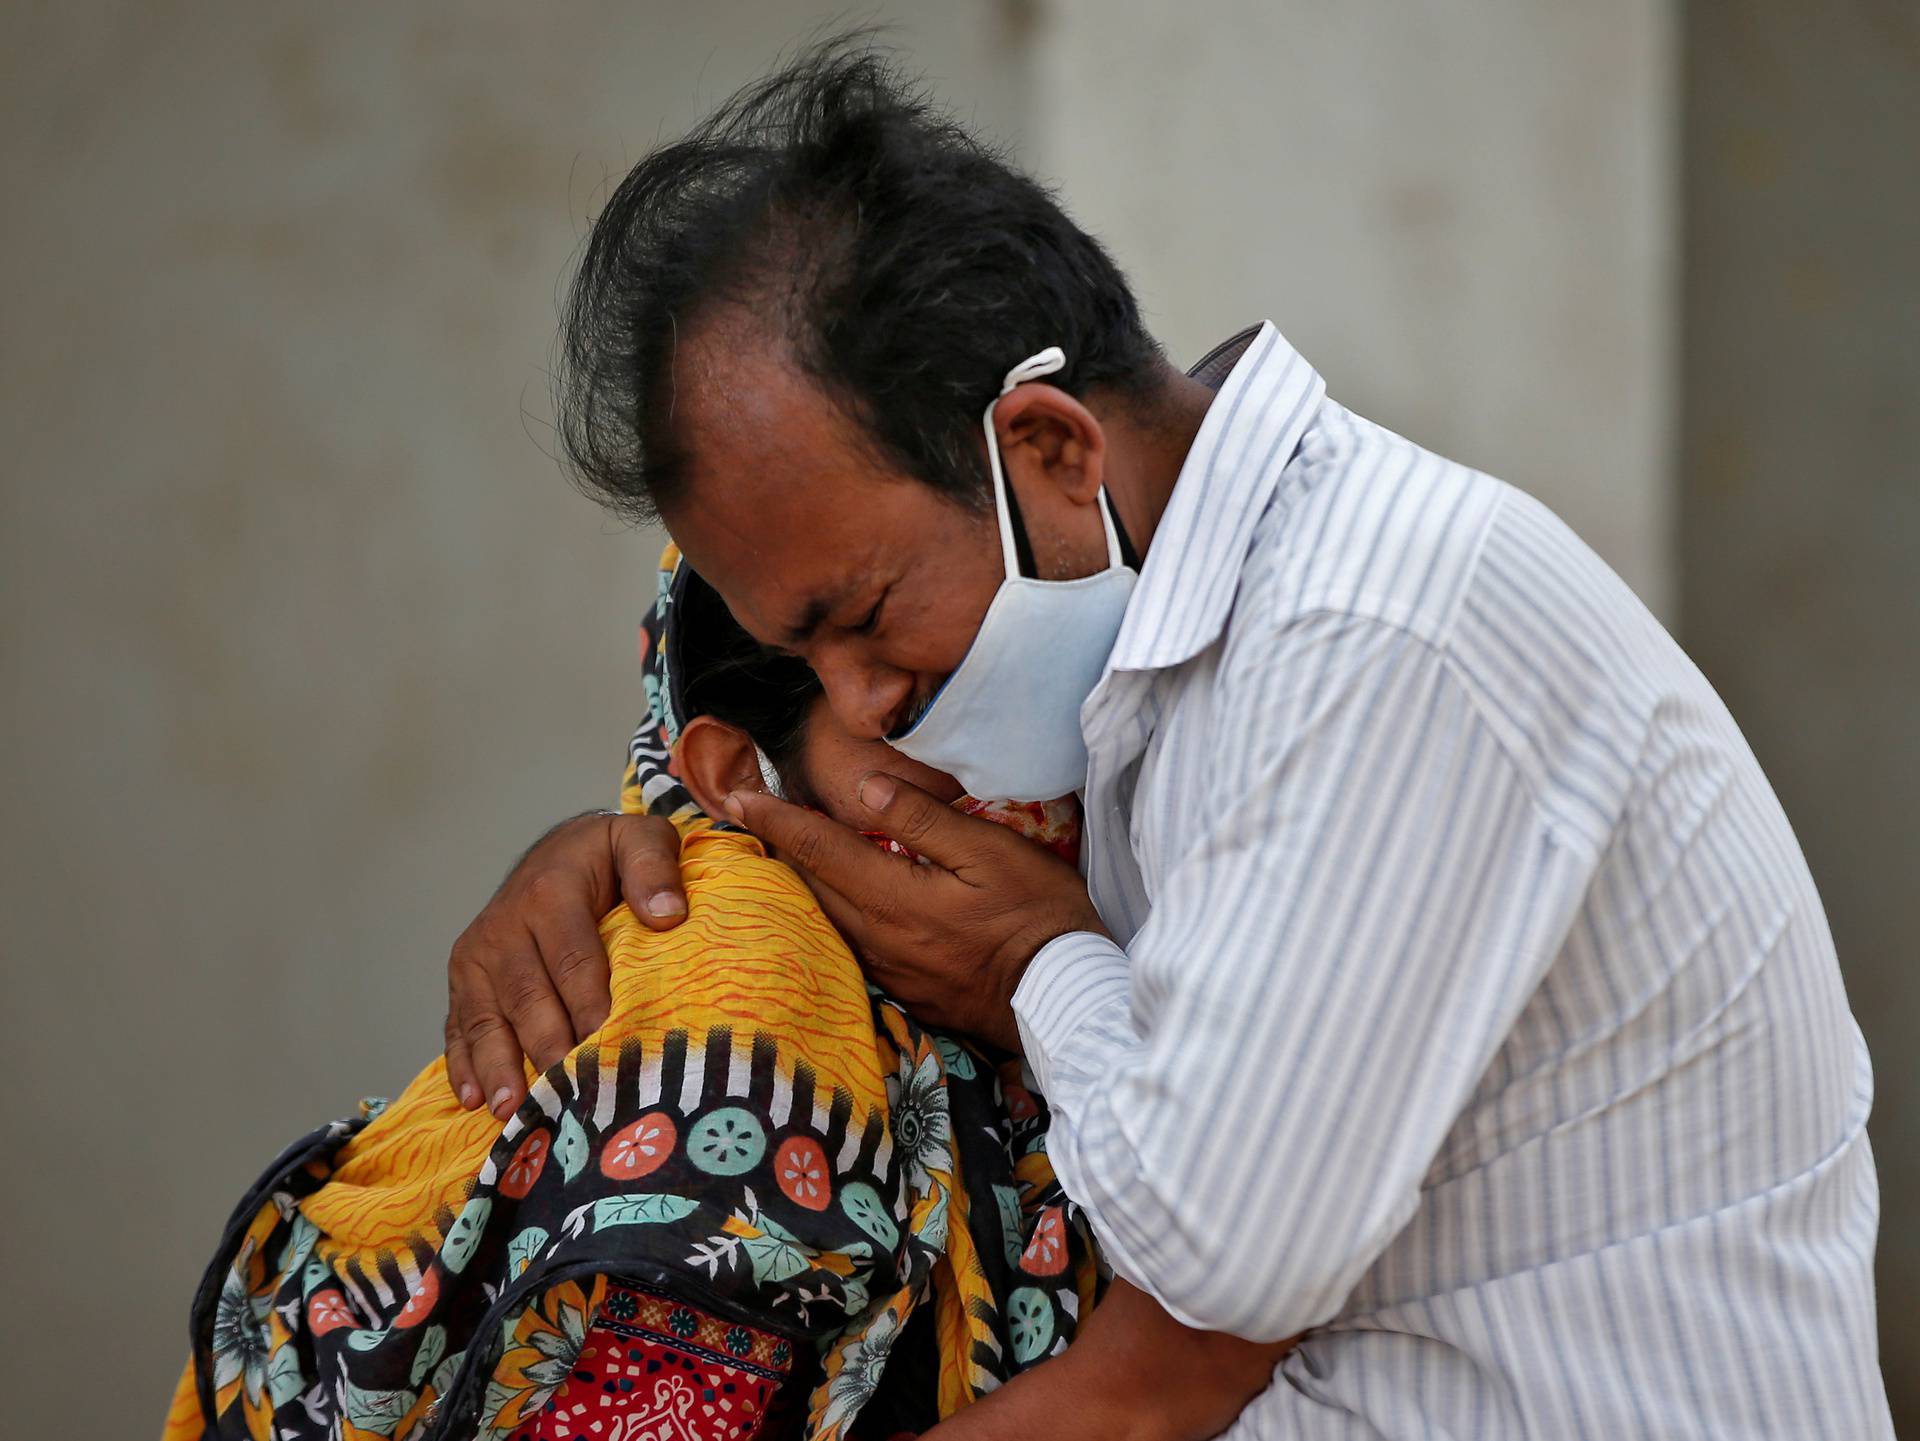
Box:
[445,810,687,1119]
[725,774,1105,1050]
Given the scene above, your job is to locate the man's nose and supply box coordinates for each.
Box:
[814,650,915,741]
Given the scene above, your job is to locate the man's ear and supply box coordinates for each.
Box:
[675,716,768,819]
[991,382,1110,580]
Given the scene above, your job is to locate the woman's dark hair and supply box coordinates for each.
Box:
[556,33,1164,523]
[675,569,821,779]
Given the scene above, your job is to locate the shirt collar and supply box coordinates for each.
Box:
[1106,321,1326,673]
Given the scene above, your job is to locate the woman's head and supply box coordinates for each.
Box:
[672,568,966,832]
[632,550,1079,861]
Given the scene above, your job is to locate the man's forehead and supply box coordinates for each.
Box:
[674,310,839,456]
[670,481,874,641]
[666,319,898,641]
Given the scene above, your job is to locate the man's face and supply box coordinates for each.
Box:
[662,327,1005,742]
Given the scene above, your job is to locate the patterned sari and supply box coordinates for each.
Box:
[163,546,1099,1441]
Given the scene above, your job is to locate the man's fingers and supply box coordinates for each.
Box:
[612,812,688,930]
[490,934,580,1077]
[728,788,914,912]
[853,772,1004,873]
[527,907,614,1039]
[459,979,532,1120]
[792,867,877,956]
[444,1004,482,1110]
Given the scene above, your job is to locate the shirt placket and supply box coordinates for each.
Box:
[1080,670,1159,947]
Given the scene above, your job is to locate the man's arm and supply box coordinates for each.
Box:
[924,1279,1295,1441]
[1013,613,1585,1339]
[443,809,687,1117]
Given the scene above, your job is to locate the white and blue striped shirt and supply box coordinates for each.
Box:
[1015,323,1891,1437]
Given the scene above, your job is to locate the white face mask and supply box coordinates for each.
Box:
[753,743,787,802]
[890,347,1137,802]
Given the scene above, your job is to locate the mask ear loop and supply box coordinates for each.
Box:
[985,346,1129,577]
[984,347,1066,581]
[1094,487,1127,570]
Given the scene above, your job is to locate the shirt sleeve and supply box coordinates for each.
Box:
[1014,611,1577,1340]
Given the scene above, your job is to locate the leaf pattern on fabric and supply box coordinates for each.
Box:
[341,1377,414,1432]
[593,1193,700,1229]
[442,1196,492,1274]
[504,1225,549,1282]
[409,1324,447,1388]
[555,1110,590,1183]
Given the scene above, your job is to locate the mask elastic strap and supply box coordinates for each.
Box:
[985,346,1130,577]
[984,347,1067,580]
[1095,489,1127,570]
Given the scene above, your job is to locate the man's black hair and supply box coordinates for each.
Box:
[556,34,1165,522]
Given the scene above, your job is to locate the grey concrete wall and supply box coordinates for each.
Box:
[1030,0,1677,615]
[1680,0,1920,1424]
[0,4,1682,1435]
[0,5,1024,1433]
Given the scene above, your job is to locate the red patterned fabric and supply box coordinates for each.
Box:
[510,1282,798,1441]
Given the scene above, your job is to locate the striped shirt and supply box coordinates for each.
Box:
[1014,323,1891,1437]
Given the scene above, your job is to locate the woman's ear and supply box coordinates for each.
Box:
[675,716,768,820]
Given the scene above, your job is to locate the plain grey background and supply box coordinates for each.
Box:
[1,2,1910,1435]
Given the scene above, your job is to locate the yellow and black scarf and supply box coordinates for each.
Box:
[165,545,1098,1441]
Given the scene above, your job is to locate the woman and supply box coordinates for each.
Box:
[164,546,1285,1440]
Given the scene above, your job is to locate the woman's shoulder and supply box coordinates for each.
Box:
[592,823,886,1109]
[600,821,839,951]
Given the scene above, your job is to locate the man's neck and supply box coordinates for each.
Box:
[1093,366,1219,562]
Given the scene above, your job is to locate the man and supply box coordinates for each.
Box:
[445,45,1892,1437]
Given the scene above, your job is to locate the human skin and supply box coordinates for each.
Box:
[445,310,1212,1116]
[666,710,1298,1440]
[922,1278,1295,1441]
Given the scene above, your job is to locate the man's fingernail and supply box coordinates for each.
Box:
[458,1083,480,1110]
[722,792,746,822]
[861,773,896,812]
[490,1087,514,1117]
[645,891,685,918]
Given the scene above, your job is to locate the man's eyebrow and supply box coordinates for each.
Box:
[783,598,831,646]
[782,578,863,646]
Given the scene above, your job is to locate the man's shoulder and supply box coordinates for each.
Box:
[1237,403,1511,651]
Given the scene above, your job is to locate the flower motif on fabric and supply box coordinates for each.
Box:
[890,1050,953,1191]
[820,1307,900,1433]
[499,1129,551,1200]
[603,1289,639,1322]
[394,1265,441,1328]
[601,1110,678,1181]
[306,1289,355,1336]
[688,1106,767,1177]
[774,1135,831,1211]
[210,1248,274,1408]
[480,1279,598,1433]
[1019,1206,1070,1277]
